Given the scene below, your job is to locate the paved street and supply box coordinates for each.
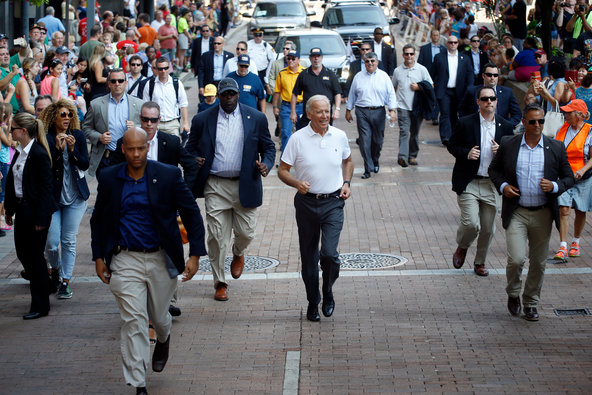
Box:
[0,16,591,395]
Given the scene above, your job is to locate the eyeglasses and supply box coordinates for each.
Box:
[364,59,376,64]
[484,72,499,77]
[479,96,497,102]
[286,57,296,61]
[527,118,545,125]
[214,42,223,45]
[236,47,247,51]
[130,63,142,67]
[140,116,159,123]
[156,66,169,71]
[60,111,74,118]
[109,79,125,84]
[360,48,371,51]
[403,52,415,56]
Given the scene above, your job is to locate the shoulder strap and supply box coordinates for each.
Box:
[149,78,155,101]
[128,77,143,95]
[149,76,179,102]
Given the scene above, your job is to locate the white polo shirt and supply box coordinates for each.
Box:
[281,124,351,194]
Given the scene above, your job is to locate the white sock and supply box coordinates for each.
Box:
[572,238,580,245]
[560,241,568,248]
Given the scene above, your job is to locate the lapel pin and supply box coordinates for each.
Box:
[546,146,550,149]
[153,179,157,183]
[247,115,251,119]
[498,123,501,127]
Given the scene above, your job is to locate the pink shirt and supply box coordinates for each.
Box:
[158,24,177,50]
[40,75,61,98]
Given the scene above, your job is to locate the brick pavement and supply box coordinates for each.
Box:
[1,16,592,395]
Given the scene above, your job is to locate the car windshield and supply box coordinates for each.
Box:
[279,35,346,56]
[253,2,305,17]
[323,7,387,26]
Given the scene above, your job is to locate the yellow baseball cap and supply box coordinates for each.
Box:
[204,84,217,97]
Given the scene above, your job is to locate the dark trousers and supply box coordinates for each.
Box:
[438,88,460,143]
[14,204,52,314]
[294,193,344,305]
[355,106,385,174]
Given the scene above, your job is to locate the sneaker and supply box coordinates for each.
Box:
[554,246,568,260]
[569,242,580,257]
[57,282,72,299]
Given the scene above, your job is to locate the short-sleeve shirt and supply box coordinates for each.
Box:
[158,24,177,50]
[292,66,342,109]
[138,25,158,46]
[228,71,265,110]
[275,65,305,102]
[1,67,21,114]
[177,17,189,34]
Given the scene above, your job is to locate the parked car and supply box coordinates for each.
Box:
[274,28,350,90]
[244,0,315,44]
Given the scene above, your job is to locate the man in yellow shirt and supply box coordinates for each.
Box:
[272,50,305,152]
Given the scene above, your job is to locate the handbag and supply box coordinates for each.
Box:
[542,102,564,138]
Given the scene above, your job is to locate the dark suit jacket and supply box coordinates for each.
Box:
[488,134,574,229]
[448,113,515,195]
[112,131,199,196]
[190,36,214,77]
[344,59,385,96]
[187,103,276,208]
[372,41,396,75]
[46,128,90,202]
[463,49,489,85]
[5,142,57,227]
[417,42,446,76]
[90,161,207,275]
[198,50,234,88]
[432,51,474,100]
[459,85,522,126]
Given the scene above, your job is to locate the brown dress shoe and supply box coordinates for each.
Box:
[231,254,245,279]
[214,283,228,301]
[507,296,521,316]
[524,307,539,321]
[452,247,467,269]
[473,265,489,276]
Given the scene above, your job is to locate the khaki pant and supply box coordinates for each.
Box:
[505,206,553,307]
[204,176,257,287]
[159,118,181,139]
[456,178,500,266]
[109,250,177,387]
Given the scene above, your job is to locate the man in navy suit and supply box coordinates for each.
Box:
[464,35,490,86]
[417,29,446,125]
[198,36,234,98]
[432,36,474,145]
[190,25,215,78]
[371,27,396,76]
[459,63,522,126]
[187,78,276,301]
[91,128,207,394]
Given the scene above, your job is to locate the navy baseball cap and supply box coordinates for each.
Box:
[287,50,300,58]
[309,47,323,56]
[218,78,240,94]
[56,46,70,54]
[237,54,250,65]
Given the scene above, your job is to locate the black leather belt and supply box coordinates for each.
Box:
[474,175,489,179]
[356,106,383,110]
[519,204,547,211]
[282,100,301,105]
[305,189,341,199]
[211,174,240,181]
[116,245,162,254]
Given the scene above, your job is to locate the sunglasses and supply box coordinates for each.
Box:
[527,118,545,125]
[534,54,543,59]
[10,126,22,133]
[286,57,296,61]
[156,66,169,71]
[403,52,415,56]
[448,41,459,45]
[60,111,74,118]
[130,63,142,67]
[471,39,480,43]
[364,59,376,64]
[214,42,223,45]
[109,79,125,84]
[236,47,247,51]
[254,33,263,37]
[484,72,499,77]
[360,48,371,51]
[283,47,291,51]
[479,96,497,102]
[140,116,159,123]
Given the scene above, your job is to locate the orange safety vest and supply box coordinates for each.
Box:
[555,122,592,173]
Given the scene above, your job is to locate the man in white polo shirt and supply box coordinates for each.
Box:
[278,94,354,322]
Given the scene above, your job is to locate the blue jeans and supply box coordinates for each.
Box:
[280,102,302,152]
[45,197,87,280]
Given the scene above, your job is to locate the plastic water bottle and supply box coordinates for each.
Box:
[387,114,396,128]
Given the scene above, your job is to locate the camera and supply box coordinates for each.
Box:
[579,4,586,12]
[560,3,568,7]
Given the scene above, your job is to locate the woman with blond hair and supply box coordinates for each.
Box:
[88,43,109,99]
[38,99,89,299]
[15,57,40,114]
[5,112,57,320]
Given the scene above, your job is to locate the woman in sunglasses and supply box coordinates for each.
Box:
[38,99,89,300]
[4,112,56,319]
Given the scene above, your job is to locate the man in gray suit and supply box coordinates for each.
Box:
[82,68,143,177]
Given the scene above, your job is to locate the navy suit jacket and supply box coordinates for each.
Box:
[187,103,276,208]
[459,84,522,126]
[90,161,207,276]
[463,49,489,85]
[372,41,396,75]
[190,36,215,77]
[417,42,446,76]
[198,50,234,88]
[489,134,574,230]
[448,113,515,195]
[432,51,474,100]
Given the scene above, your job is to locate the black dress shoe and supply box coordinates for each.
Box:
[441,140,449,146]
[507,296,521,316]
[20,270,30,281]
[152,335,170,372]
[136,387,148,395]
[321,299,335,317]
[23,311,48,320]
[169,305,181,317]
[361,172,371,179]
[397,158,408,168]
[373,166,379,173]
[432,119,439,126]
[306,303,320,322]
[523,307,539,321]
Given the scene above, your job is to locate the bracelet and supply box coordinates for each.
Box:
[343,180,351,185]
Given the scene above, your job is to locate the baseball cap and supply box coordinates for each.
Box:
[218,78,239,94]
[535,49,546,56]
[0,34,7,41]
[56,46,70,54]
[561,99,588,113]
[287,50,299,58]
[309,47,323,56]
[237,54,250,65]
[30,24,43,31]
[204,84,217,97]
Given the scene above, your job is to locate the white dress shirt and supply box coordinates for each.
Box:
[346,68,397,110]
[374,41,383,61]
[13,139,34,198]
[477,114,496,176]
[147,131,159,161]
[143,76,189,122]
[211,106,244,177]
[447,51,458,88]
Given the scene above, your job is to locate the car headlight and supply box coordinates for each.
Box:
[341,65,349,81]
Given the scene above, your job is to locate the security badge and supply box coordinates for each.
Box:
[322,76,330,80]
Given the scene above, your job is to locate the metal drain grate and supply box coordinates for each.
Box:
[198,255,280,273]
[421,140,444,146]
[554,308,590,316]
[339,253,407,270]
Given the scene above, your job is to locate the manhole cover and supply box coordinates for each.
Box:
[198,255,280,273]
[339,253,407,270]
[422,140,444,146]
[554,308,590,316]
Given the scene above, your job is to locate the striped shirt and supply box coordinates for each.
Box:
[210,105,244,177]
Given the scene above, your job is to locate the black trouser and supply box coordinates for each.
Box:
[14,203,52,314]
[294,193,344,305]
[438,88,460,143]
[355,106,386,174]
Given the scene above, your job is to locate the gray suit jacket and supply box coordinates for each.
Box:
[82,93,143,177]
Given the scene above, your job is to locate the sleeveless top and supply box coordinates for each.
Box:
[89,61,109,100]
[40,75,61,98]
[15,76,38,112]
